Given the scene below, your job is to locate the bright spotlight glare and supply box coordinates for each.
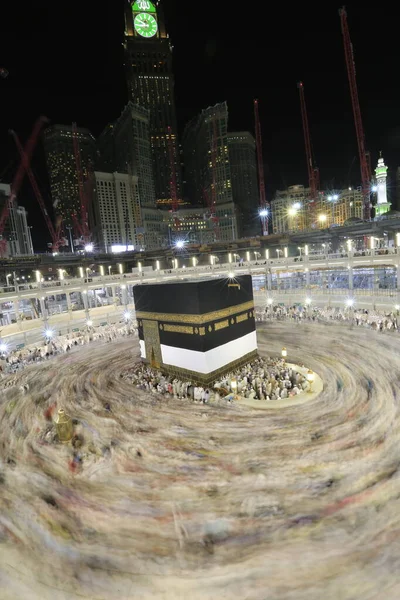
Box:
[84,244,94,253]
[259,209,268,217]
[267,298,273,305]
[305,298,312,306]
[175,240,185,249]
[293,202,301,210]
[346,299,355,307]
[124,311,131,320]
[228,272,235,279]
[333,194,339,201]
[44,329,53,339]
[372,185,378,193]
[0,343,8,353]
[87,320,93,327]
[395,305,400,311]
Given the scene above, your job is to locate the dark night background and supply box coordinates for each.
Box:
[0,1,399,249]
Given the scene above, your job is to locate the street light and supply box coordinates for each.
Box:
[307,370,315,393]
[99,265,105,276]
[318,214,327,225]
[228,272,235,279]
[267,298,273,306]
[84,244,94,253]
[284,247,288,258]
[6,273,12,287]
[175,240,185,249]
[281,347,287,362]
[124,310,132,321]
[0,342,8,354]
[79,267,84,278]
[108,266,112,275]
[346,298,355,307]
[346,239,352,252]
[305,297,312,306]
[87,319,93,327]
[118,263,123,275]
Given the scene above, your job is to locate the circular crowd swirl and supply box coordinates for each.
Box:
[0,321,399,600]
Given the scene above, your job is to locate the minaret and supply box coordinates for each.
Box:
[374,152,391,217]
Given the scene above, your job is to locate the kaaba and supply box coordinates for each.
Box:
[133,275,258,384]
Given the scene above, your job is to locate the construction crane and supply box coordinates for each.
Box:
[339,6,372,221]
[10,130,64,252]
[0,116,48,256]
[72,122,91,244]
[167,126,180,227]
[254,99,269,236]
[298,82,319,220]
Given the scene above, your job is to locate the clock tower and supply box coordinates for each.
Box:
[124,0,181,206]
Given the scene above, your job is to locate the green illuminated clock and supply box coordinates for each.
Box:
[134,13,158,38]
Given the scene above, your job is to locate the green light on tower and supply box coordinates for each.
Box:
[132,0,156,13]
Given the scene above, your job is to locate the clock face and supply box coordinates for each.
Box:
[134,13,158,38]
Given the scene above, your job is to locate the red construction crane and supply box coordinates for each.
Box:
[298,82,319,218]
[167,126,179,226]
[254,99,268,236]
[10,130,64,252]
[72,122,91,243]
[339,6,371,221]
[0,116,48,256]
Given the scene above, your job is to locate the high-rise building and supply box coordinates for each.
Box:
[43,124,96,228]
[0,184,34,256]
[228,132,259,237]
[97,102,156,208]
[271,185,364,234]
[124,0,181,206]
[92,172,141,252]
[182,102,238,242]
[374,153,391,218]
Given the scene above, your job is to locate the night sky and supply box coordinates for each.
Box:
[0,1,399,248]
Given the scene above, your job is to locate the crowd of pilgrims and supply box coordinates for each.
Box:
[255,304,400,331]
[0,322,138,380]
[124,357,311,403]
[1,301,398,397]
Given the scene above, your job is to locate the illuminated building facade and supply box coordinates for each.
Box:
[374,153,391,218]
[0,184,34,256]
[227,132,259,237]
[272,185,364,233]
[182,102,237,242]
[124,0,182,206]
[43,125,96,227]
[92,172,141,252]
[97,102,156,209]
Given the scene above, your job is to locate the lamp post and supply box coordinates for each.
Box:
[6,273,12,287]
[281,347,287,363]
[307,370,315,393]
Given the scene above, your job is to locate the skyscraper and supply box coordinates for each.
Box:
[228,132,259,237]
[97,102,156,209]
[0,184,34,256]
[92,172,140,252]
[124,0,181,206]
[43,124,96,228]
[182,102,237,242]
